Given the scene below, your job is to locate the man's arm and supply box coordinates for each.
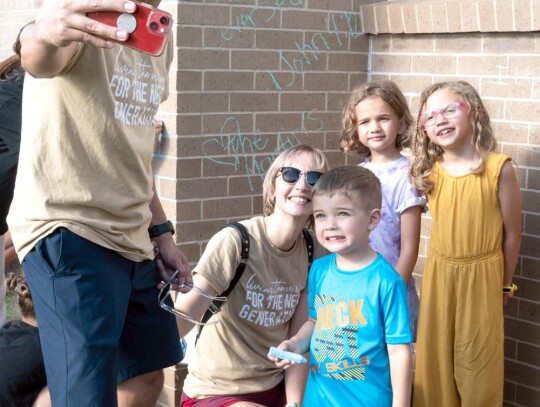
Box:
[4,230,18,268]
[20,0,136,77]
[387,343,412,407]
[150,181,190,284]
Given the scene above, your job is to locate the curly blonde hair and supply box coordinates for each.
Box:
[339,80,413,160]
[262,144,329,219]
[410,81,497,193]
[5,273,36,320]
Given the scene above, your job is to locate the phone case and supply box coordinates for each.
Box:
[88,3,172,56]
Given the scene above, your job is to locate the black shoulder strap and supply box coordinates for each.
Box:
[196,224,313,344]
[302,228,314,270]
[217,222,250,298]
[196,222,249,342]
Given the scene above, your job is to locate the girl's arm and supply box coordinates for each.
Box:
[395,205,422,282]
[283,291,312,405]
[498,160,522,302]
[387,343,413,407]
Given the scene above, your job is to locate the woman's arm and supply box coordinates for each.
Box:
[394,205,422,282]
[498,160,522,303]
[173,273,218,337]
[387,343,413,407]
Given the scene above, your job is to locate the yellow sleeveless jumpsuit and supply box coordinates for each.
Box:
[413,153,510,407]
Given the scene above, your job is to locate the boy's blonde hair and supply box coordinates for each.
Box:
[312,166,382,213]
[339,80,413,160]
[263,144,329,216]
[410,81,497,193]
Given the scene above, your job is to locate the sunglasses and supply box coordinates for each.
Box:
[279,167,323,188]
[158,270,227,326]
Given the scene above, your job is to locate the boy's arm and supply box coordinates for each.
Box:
[20,0,135,77]
[498,160,521,303]
[284,291,312,405]
[387,343,412,407]
[394,205,422,282]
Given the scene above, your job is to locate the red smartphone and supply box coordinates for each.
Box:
[88,2,173,56]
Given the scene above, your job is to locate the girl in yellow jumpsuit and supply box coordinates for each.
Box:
[410,81,522,406]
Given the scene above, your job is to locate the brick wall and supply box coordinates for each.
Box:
[362,1,540,406]
[155,0,370,267]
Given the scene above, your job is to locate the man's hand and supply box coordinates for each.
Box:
[152,233,192,291]
[38,0,136,48]
[20,0,137,77]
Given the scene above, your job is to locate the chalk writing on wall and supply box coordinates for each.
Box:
[221,0,305,41]
[202,110,324,190]
[202,2,361,190]
[265,12,361,91]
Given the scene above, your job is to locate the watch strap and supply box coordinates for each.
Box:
[148,220,175,238]
[502,283,518,294]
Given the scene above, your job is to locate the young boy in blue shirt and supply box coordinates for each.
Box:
[270,166,413,407]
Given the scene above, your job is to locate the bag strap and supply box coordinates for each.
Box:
[196,222,249,342]
[302,228,314,269]
[195,223,313,344]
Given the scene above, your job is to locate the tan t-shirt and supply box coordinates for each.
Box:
[183,216,324,397]
[8,38,173,261]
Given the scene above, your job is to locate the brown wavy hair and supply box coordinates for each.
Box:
[339,80,413,160]
[5,273,36,320]
[0,23,26,80]
[410,81,497,193]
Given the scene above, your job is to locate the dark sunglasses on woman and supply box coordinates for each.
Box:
[279,167,323,188]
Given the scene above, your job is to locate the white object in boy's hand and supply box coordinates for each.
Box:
[268,346,307,364]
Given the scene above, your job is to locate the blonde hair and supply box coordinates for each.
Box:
[5,273,36,320]
[262,144,329,217]
[410,81,497,193]
[339,80,413,160]
[312,166,382,213]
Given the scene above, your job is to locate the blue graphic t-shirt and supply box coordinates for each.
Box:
[303,253,412,407]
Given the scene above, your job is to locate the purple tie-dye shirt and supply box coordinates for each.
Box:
[361,155,426,266]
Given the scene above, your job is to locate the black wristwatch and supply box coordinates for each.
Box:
[148,220,175,238]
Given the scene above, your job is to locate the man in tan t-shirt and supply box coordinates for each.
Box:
[8,1,190,406]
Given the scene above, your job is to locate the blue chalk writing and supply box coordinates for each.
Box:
[202,111,324,191]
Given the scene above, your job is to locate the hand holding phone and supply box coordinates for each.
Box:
[88,3,173,56]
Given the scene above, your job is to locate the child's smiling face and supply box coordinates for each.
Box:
[421,88,474,153]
